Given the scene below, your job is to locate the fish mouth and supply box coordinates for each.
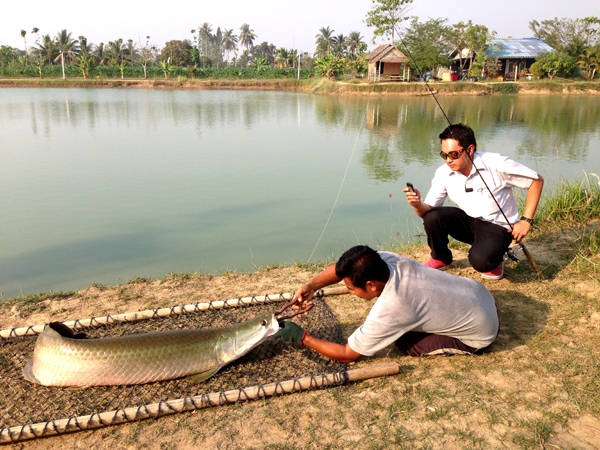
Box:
[266,316,280,337]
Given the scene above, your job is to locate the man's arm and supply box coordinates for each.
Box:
[511,175,544,242]
[302,335,361,363]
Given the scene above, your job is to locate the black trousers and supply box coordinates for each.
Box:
[423,207,513,273]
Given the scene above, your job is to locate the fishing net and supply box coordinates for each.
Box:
[0,292,347,443]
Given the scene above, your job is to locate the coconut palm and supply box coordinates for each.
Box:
[107,38,125,64]
[347,31,366,59]
[199,22,213,59]
[239,24,256,67]
[54,30,79,79]
[36,34,57,65]
[222,29,238,67]
[93,43,106,65]
[332,34,347,57]
[126,39,136,65]
[315,27,335,56]
[275,47,289,68]
[78,36,93,56]
[577,47,599,79]
[21,30,28,64]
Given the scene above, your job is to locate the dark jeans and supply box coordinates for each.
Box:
[423,207,513,273]
[395,332,480,356]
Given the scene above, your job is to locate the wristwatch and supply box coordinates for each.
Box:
[520,216,534,225]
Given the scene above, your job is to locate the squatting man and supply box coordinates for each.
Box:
[274,245,499,361]
[404,123,544,280]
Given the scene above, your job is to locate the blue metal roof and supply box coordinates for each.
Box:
[483,38,555,58]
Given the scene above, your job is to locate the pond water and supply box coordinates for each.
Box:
[1,88,599,298]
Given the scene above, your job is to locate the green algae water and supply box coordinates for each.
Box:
[1,88,598,298]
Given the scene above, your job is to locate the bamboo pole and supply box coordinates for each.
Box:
[0,286,350,339]
[0,362,399,444]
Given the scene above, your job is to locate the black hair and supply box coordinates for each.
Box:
[438,123,477,152]
[335,245,390,289]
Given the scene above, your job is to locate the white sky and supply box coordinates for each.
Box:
[2,0,599,55]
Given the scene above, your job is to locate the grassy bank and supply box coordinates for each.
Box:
[2,76,600,95]
[1,179,599,449]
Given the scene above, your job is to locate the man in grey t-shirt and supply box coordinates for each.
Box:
[275,245,498,361]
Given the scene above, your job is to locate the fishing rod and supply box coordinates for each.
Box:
[395,35,544,279]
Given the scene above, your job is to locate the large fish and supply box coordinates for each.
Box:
[23,311,279,386]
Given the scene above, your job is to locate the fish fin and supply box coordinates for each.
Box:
[22,360,41,384]
[48,322,75,338]
[186,368,220,383]
[46,322,87,339]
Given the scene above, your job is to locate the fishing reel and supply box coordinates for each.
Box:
[506,245,524,262]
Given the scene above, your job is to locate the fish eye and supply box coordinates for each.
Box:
[261,319,267,326]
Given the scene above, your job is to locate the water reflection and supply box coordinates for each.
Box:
[1,89,598,298]
[351,95,600,183]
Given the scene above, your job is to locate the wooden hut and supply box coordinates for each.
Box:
[366,44,410,81]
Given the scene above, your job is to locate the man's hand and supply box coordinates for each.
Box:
[511,220,531,242]
[403,187,432,218]
[403,186,422,207]
[274,321,306,344]
[290,283,316,318]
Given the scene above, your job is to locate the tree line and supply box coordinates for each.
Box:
[1,0,598,81]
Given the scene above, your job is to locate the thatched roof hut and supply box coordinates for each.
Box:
[365,44,410,81]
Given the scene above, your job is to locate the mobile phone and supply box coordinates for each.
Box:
[406,182,415,192]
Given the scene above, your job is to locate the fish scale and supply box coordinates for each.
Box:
[23,312,279,386]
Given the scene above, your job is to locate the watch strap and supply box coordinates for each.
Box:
[520,216,534,225]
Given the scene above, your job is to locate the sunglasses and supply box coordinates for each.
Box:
[439,149,464,160]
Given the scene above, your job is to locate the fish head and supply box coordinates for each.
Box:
[223,311,279,361]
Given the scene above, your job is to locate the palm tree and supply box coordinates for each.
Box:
[289,49,298,68]
[21,30,28,64]
[107,38,125,64]
[93,42,106,65]
[222,29,238,67]
[577,47,599,80]
[315,27,335,56]
[199,22,213,60]
[333,34,347,57]
[126,39,136,65]
[239,24,256,67]
[275,47,289,68]
[36,34,56,65]
[78,36,93,56]
[54,30,79,79]
[347,31,366,59]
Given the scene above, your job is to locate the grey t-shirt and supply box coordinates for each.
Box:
[347,252,499,356]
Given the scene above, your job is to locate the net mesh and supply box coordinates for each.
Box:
[0,296,346,441]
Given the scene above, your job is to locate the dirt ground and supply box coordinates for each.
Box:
[1,226,600,450]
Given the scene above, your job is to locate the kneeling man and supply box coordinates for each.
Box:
[275,245,498,362]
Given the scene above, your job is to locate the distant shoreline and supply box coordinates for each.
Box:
[1,77,600,96]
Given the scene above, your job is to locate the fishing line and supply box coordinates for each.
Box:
[307,91,374,263]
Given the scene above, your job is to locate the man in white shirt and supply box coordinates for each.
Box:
[274,246,499,361]
[404,123,544,280]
